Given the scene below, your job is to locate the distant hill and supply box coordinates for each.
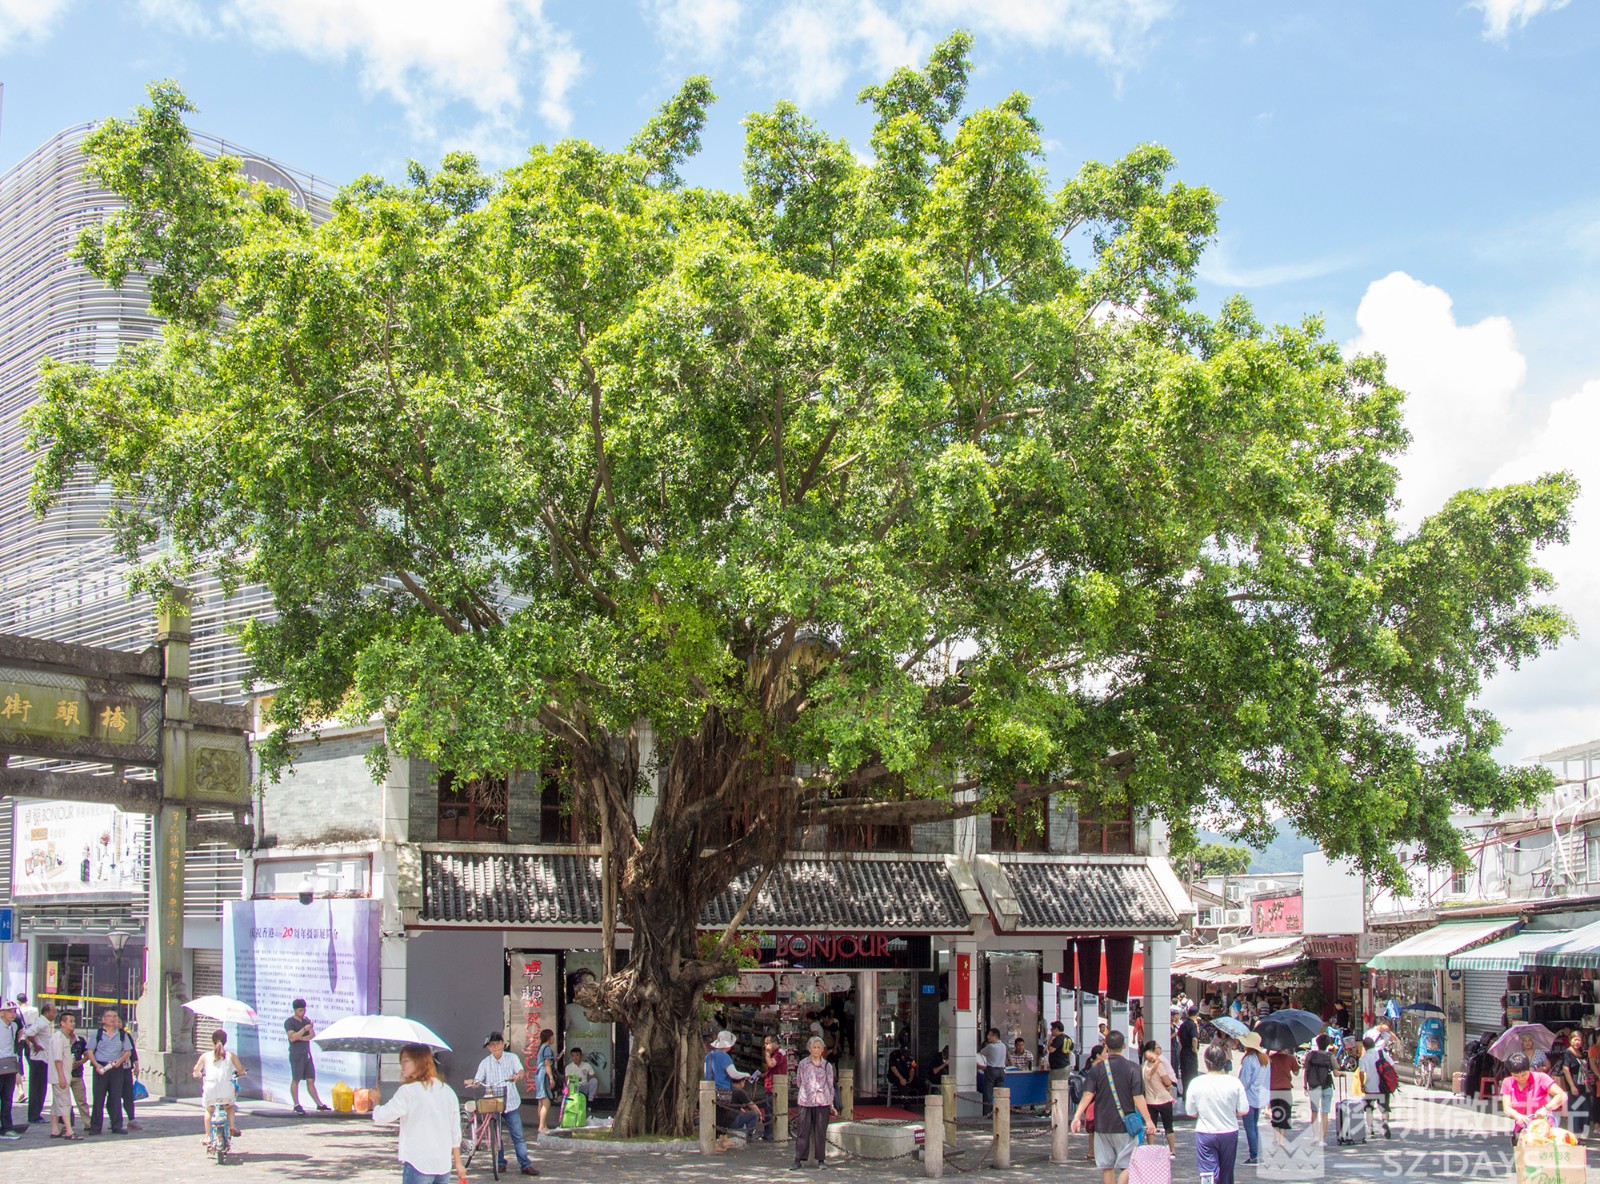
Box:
[1198,823,1318,874]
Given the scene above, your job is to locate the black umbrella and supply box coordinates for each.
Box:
[1401,1002,1444,1014]
[1253,1008,1325,1052]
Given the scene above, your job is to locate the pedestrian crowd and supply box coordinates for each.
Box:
[1,995,144,1140]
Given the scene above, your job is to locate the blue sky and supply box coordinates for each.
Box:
[2,0,1598,763]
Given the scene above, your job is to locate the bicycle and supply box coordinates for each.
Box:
[460,1085,506,1180]
[207,1099,232,1166]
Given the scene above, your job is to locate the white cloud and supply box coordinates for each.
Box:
[1198,238,1349,288]
[643,0,745,61]
[1475,0,1571,40]
[682,0,1173,106]
[1347,271,1600,759]
[0,0,74,51]
[135,0,580,153]
[137,0,214,36]
[1346,271,1527,523]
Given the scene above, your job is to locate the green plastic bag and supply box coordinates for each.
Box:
[560,1089,588,1129]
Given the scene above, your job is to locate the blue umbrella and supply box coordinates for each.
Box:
[1212,1016,1250,1038]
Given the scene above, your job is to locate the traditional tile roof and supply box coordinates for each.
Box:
[421,851,969,930]
[423,850,605,926]
[997,857,1183,933]
[702,858,970,932]
[422,849,1186,935]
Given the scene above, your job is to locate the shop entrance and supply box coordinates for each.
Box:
[713,930,943,1106]
[40,938,145,1019]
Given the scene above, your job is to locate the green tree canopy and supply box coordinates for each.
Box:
[30,38,1575,1131]
[1181,841,1254,879]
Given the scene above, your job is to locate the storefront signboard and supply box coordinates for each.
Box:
[1252,892,1303,935]
[956,953,972,1011]
[1305,936,1358,959]
[11,798,146,900]
[507,951,554,1067]
[224,898,380,1101]
[756,931,933,970]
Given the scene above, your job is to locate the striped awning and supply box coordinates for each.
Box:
[1219,935,1303,966]
[1524,919,1600,970]
[1447,928,1577,972]
[1366,919,1518,971]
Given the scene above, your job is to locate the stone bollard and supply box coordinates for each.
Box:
[923,1093,944,1178]
[840,1068,855,1120]
[941,1077,958,1148]
[1050,1079,1070,1164]
[993,1086,1011,1168]
[775,1088,789,1143]
[699,1079,716,1154]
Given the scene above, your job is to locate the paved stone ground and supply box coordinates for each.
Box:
[0,1087,1594,1184]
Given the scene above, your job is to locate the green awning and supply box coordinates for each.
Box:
[1447,928,1576,972]
[1525,919,1600,970]
[1366,919,1517,971]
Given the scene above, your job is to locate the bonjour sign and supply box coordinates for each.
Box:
[756,931,933,970]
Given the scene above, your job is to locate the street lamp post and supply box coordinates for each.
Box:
[107,932,130,1017]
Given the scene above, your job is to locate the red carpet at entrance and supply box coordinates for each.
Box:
[851,1105,921,1121]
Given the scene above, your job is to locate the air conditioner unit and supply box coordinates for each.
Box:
[1224,909,1248,926]
[1219,933,1239,948]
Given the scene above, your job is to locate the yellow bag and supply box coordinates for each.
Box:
[331,1081,355,1113]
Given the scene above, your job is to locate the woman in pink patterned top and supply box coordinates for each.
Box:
[791,1036,837,1170]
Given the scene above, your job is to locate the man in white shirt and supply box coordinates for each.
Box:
[467,1031,538,1177]
[564,1048,598,1101]
[21,1001,56,1127]
[49,1013,81,1139]
[978,1028,1008,1117]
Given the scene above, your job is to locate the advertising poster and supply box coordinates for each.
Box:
[563,951,615,1095]
[1,943,27,1004]
[225,898,380,1100]
[12,798,146,899]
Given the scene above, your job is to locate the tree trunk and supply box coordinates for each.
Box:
[603,900,718,1137]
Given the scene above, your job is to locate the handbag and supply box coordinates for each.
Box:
[0,1055,18,1076]
[132,1079,150,1101]
[1106,1063,1146,1144]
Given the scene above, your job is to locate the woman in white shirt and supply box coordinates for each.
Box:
[1186,1043,1251,1184]
[191,1029,247,1146]
[372,1044,465,1184]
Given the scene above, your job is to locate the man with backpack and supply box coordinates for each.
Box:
[87,1007,135,1135]
[1358,1034,1396,1139]
[1070,1030,1154,1184]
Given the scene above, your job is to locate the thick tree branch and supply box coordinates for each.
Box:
[580,352,642,565]
[394,570,465,634]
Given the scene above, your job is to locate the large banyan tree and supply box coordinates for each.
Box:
[30,36,1574,1132]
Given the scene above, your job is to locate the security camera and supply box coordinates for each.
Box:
[298,875,314,905]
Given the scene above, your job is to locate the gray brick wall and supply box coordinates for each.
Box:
[262,733,383,846]
[406,757,440,843]
[1050,796,1079,854]
[508,768,541,844]
[911,818,955,854]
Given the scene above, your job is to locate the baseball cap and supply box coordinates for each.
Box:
[484,1031,505,1047]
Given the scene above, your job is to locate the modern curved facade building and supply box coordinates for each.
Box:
[0,123,332,1017]
[0,123,331,701]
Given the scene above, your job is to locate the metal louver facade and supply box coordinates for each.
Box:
[0,123,331,701]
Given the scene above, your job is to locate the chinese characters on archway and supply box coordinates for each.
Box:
[0,680,138,743]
